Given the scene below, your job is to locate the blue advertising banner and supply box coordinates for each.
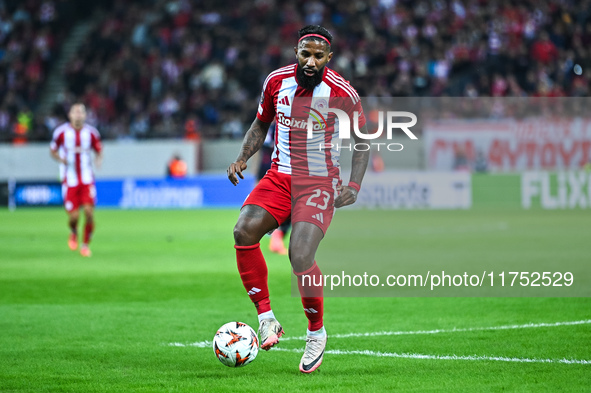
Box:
[14,182,63,206]
[95,175,254,209]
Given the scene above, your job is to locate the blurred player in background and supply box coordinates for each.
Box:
[228,25,369,373]
[50,103,103,257]
[257,123,291,255]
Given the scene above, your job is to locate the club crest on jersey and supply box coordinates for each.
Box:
[277,111,325,131]
[313,98,328,111]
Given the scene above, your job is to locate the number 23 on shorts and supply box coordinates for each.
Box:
[305,188,332,210]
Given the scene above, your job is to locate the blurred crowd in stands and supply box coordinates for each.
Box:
[0,0,94,142]
[1,0,591,142]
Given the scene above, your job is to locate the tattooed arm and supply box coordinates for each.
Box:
[334,123,370,208]
[227,118,272,186]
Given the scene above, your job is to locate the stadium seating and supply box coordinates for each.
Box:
[1,0,589,142]
[0,0,95,143]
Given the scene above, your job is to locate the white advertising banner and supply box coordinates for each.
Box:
[424,119,591,172]
[521,171,591,209]
[349,171,471,210]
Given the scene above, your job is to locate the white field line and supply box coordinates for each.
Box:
[271,348,591,365]
[167,319,591,348]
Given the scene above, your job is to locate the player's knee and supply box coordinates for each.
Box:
[233,222,255,246]
[288,249,315,273]
[83,209,93,221]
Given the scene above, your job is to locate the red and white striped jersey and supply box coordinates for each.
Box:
[50,123,102,187]
[257,64,366,179]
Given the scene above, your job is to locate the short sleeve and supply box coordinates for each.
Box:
[256,78,275,124]
[50,129,63,151]
[91,129,102,153]
[351,99,366,129]
[340,89,366,131]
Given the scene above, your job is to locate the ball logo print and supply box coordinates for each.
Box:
[212,322,259,367]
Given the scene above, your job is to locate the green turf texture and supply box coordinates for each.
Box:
[0,208,589,392]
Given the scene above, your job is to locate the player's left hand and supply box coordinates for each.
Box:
[334,185,358,208]
[227,160,248,186]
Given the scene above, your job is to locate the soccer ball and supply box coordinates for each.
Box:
[213,322,259,367]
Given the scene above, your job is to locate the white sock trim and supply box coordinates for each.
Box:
[258,310,275,323]
[307,326,326,337]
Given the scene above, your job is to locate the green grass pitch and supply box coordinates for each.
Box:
[0,207,590,392]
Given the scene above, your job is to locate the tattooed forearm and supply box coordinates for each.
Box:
[236,118,271,163]
[350,124,370,185]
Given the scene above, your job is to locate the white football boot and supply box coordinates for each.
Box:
[299,328,327,373]
[258,318,284,350]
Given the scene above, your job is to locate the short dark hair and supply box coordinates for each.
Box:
[70,102,86,110]
[298,25,332,50]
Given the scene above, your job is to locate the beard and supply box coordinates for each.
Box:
[296,64,325,90]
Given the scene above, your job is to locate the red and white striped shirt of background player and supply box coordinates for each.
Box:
[50,122,102,187]
[257,63,366,180]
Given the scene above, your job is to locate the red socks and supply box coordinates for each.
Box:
[235,244,324,331]
[83,221,94,244]
[235,243,271,314]
[294,261,324,331]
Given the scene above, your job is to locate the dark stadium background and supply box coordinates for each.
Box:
[1,0,588,142]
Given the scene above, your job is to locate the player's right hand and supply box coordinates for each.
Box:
[227,160,247,186]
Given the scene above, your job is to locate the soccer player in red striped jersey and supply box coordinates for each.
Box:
[227,25,369,373]
[50,103,103,257]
